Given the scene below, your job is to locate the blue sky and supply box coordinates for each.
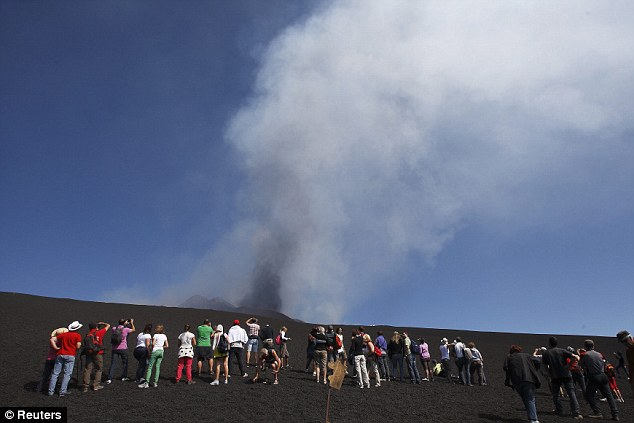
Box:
[1,1,633,336]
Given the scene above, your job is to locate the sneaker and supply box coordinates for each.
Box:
[121,377,130,382]
[210,380,219,386]
[59,392,70,397]
[573,415,584,420]
[359,385,364,389]
[242,373,249,378]
[82,387,88,393]
[273,380,279,385]
[312,371,316,376]
[105,379,112,384]
[92,385,104,391]
[223,380,228,384]
[138,382,149,388]
[611,416,619,421]
[151,382,158,388]
[587,413,603,419]
[186,380,196,385]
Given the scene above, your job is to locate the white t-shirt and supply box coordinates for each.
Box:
[179,331,195,346]
[152,333,168,351]
[136,332,151,349]
[178,331,195,358]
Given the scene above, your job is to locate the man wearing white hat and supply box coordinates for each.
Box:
[48,321,83,397]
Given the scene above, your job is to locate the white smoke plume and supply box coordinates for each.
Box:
[156,1,634,322]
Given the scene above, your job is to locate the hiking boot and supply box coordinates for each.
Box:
[82,386,89,393]
[92,385,104,391]
[587,412,603,419]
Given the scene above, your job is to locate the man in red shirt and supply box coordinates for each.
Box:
[83,321,110,392]
[48,321,82,397]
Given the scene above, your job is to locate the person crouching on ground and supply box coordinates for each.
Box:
[253,347,281,385]
[134,323,152,384]
[175,324,196,385]
[139,324,168,388]
[503,344,542,423]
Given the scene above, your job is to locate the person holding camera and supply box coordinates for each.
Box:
[106,318,135,384]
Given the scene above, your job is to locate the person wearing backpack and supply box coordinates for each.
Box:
[106,318,135,384]
[210,324,230,385]
[362,334,381,387]
[82,321,110,392]
[138,324,168,388]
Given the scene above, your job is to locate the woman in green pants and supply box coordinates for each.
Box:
[138,324,168,388]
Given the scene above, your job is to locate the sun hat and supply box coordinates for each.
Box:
[616,330,630,343]
[68,321,82,331]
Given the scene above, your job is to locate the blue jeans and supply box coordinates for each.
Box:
[585,373,618,418]
[551,377,580,416]
[516,381,538,421]
[406,354,421,382]
[390,353,404,381]
[48,355,75,395]
[108,349,129,380]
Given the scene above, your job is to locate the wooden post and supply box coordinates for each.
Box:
[325,387,332,423]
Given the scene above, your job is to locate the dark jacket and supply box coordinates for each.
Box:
[504,352,541,388]
[542,347,574,379]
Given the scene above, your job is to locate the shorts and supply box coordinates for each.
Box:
[196,346,212,361]
[247,338,259,352]
[213,349,228,359]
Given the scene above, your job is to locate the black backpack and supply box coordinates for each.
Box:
[111,326,123,345]
[217,334,229,353]
[82,331,103,356]
[409,338,419,355]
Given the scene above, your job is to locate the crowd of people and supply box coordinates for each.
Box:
[504,332,634,423]
[40,316,633,422]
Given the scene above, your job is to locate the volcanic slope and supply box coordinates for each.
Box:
[0,292,630,422]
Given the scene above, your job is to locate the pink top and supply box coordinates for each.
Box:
[112,326,133,350]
